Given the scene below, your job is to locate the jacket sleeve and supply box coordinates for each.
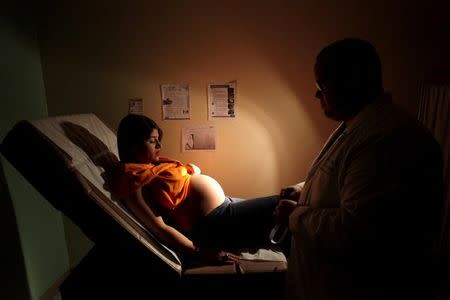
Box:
[289,135,418,252]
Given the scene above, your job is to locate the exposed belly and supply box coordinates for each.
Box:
[169,174,225,233]
[188,174,225,214]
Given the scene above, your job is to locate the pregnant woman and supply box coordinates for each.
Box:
[113,114,280,263]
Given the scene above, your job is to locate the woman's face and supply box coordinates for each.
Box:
[135,128,161,164]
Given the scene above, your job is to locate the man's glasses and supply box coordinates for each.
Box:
[315,81,323,92]
[315,79,332,98]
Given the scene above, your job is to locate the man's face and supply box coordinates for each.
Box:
[314,63,351,122]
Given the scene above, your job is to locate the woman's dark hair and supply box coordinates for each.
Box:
[117,114,163,162]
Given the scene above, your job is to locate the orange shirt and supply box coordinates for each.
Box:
[120,157,199,210]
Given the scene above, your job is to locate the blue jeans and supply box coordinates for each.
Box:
[190,195,280,250]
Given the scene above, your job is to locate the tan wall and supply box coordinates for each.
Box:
[37,0,450,264]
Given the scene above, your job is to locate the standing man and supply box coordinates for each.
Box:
[275,38,443,299]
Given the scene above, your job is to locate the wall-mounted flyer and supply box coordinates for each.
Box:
[207,81,236,120]
[182,125,216,152]
[128,98,143,114]
[161,84,191,120]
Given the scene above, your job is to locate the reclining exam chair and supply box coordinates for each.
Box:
[1,114,286,299]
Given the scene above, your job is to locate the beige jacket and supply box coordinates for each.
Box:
[286,95,443,299]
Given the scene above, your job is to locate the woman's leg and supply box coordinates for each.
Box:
[227,196,244,203]
[227,195,279,247]
[191,195,279,250]
[206,195,279,250]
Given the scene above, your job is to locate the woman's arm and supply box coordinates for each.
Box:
[124,188,238,263]
[125,188,197,255]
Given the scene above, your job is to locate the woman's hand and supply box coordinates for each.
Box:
[186,163,201,175]
[195,247,239,265]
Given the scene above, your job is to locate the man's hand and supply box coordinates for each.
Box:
[273,199,298,226]
[279,184,302,200]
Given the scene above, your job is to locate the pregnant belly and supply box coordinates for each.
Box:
[170,174,225,233]
[188,174,225,215]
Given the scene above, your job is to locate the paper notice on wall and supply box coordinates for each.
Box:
[207,81,236,120]
[182,125,216,152]
[128,98,143,114]
[161,84,191,120]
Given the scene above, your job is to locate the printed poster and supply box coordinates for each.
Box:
[182,125,216,152]
[161,84,191,120]
[207,81,236,120]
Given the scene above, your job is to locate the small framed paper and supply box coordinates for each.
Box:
[128,98,143,114]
